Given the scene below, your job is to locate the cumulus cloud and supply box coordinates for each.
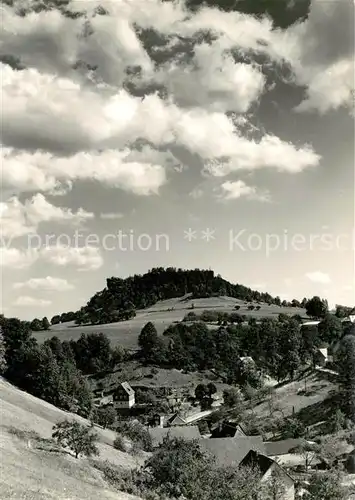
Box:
[0,194,94,238]
[0,247,38,268]
[13,296,52,307]
[1,244,102,271]
[218,180,271,202]
[13,276,75,291]
[40,245,103,271]
[305,271,332,284]
[1,147,168,196]
[291,0,354,114]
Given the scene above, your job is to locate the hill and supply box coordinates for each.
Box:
[34,294,307,349]
[46,268,304,329]
[0,377,142,500]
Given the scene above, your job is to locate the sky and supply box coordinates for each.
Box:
[0,0,354,320]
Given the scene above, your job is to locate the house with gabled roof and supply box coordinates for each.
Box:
[211,421,247,438]
[241,450,295,500]
[198,436,265,468]
[113,382,135,409]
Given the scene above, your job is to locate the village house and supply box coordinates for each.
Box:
[313,347,333,367]
[210,421,247,438]
[198,436,266,468]
[113,382,135,409]
[241,450,295,500]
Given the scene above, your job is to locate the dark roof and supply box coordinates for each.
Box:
[265,438,305,456]
[211,422,247,438]
[149,426,200,447]
[199,436,265,468]
[240,450,274,475]
[241,450,294,482]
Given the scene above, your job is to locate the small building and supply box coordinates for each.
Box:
[113,382,135,409]
[149,425,201,448]
[165,412,187,426]
[241,450,295,500]
[349,307,355,323]
[313,347,330,367]
[198,436,266,468]
[211,422,247,439]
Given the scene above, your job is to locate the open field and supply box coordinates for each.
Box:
[251,369,339,423]
[0,377,143,500]
[33,295,307,350]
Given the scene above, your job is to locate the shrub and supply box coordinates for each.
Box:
[115,420,153,452]
[113,434,127,452]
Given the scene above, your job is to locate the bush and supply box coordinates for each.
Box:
[113,434,127,452]
[115,420,153,452]
[52,419,99,459]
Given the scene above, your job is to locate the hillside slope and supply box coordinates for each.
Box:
[34,295,306,349]
[0,377,142,500]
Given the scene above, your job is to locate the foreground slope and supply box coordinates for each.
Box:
[0,377,142,500]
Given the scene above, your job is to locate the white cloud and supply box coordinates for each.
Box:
[40,245,103,271]
[290,0,354,114]
[1,244,102,271]
[0,194,94,238]
[305,271,332,284]
[13,296,52,307]
[100,213,124,219]
[1,147,167,197]
[0,247,38,268]
[13,276,75,291]
[155,41,266,113]
[218,180,271,202]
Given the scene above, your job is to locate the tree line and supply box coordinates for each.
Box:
[0,315,126,417]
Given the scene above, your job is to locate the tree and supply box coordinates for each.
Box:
[260,467,286,500]
[306,296,328,319]
[94,406,116,429]
[318,435,350,469]
[223,387,244,408]
[195,383,208,401]
[51,315,61,325]
[308,470,348,500]
[138,322,159,359]
[0,326,7,374]
[290,440,319,470]
[206,382,217,398]
[318,314,343,344]
[30,318,43,331]
[115,420,152,452]
[42,317,50,330]
[337,335,355,419]
[283,417,306,438]
[52,420,99,459]
[328,409,346,433]
[144,436,261,500]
